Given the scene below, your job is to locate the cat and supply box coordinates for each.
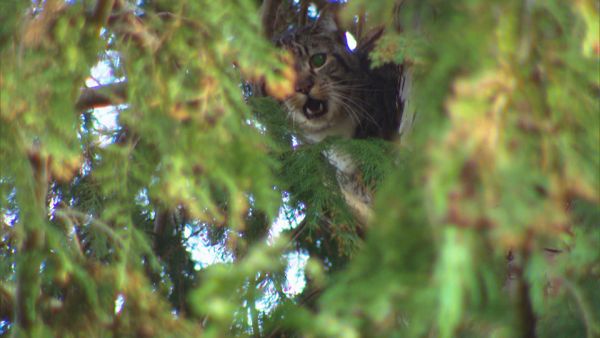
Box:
[275,13,412,224]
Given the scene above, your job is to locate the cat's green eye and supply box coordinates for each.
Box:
[310,53,327,68]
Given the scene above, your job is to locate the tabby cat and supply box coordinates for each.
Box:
[275,13,411,224]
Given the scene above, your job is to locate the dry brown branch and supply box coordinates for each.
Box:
[22,0,66,48]
[260,0,279,39]
[75,81,210,115]
[91,0,116,33]
[0,285,14,323]
[75,82,128,111]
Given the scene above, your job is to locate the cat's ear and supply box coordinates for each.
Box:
[316,10,349,46]
[356,26,385,55]
[315,11,340,33]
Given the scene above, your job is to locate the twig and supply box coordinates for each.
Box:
[260,0,279,39]
[55,209,123,247]
[514,248,537,338]
[91,0,116,34]
[563,278,600,338]
[299,0,309,26]
[14,147,50,332]
[0,283,14,325]
[109,0,160,52]
[54,210,85,258]
[248,277,262,338]
[75,82,128,111]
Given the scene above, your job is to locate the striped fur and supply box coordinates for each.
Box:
[275,14,411,225]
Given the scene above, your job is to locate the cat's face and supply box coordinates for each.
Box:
[277,17,364,141]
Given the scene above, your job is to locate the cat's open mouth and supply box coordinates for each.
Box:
[303,97,327,119]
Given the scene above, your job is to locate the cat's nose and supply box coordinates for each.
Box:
[295,77,314,95]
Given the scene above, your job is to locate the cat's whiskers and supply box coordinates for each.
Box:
[327,93,362,125]
[318,85,358,121]
[325,89,382,129]
[331,95,361,126]
[285,97,303,131]
[323,80,385,93]
[325,83,382,124]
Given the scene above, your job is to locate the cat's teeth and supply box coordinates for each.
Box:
[303,99,326,118]
[307,103,323,115]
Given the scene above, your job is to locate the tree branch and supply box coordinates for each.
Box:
[248,277,262,338]
[299,0,309,26]
[260,0,279,39]
[75,82,128,111]
[0,284,14,324]
[91,0,116,33]
[14,149,50,333]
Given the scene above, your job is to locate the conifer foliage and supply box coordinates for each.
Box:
[1,1,598,337]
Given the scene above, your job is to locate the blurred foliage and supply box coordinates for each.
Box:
[0,0,598,337]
